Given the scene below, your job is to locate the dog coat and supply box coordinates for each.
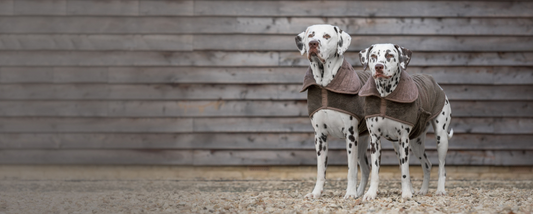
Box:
[359,71,446,139]
[300,59,371,134]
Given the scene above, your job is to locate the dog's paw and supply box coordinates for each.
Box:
[343,192,358,200]
[363,191,377,201]
[304,191,322,199]
[435,190,447,196]
[402,191,413,199]
[417,189,428,195]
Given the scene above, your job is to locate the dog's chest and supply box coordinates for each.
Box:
[312,110,349,139]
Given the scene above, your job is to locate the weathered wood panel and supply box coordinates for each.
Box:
[0,149,193,165]
[0,118,193,133]
[1,17,531,35]
[0,35,194,51]
[4,1,532,17]
[0,133,531,150]
[2,66,532,85]
[0,100,529,118]
[0,84,530,101]
[194,1,533,17]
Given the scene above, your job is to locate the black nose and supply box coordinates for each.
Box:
[375,64,384,70]
[309,41,319,48]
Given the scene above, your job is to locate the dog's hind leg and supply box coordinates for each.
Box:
[432,96,453,196]
[356,134,370,197]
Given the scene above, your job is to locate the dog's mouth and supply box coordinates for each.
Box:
[308,50,325,63]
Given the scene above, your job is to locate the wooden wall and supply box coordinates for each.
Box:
[0,0,532,165]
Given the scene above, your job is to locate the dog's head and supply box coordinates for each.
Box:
[295,24,351,63]
[359,43,412,79]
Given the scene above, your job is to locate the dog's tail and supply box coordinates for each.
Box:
[447,128,454,140]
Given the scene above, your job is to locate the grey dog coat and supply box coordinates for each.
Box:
[359,71,446,139]
[300,59,371,134]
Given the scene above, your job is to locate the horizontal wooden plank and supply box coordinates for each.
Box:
[2,66,531,85]
[0,51,532,67]
[0,35,194,51]
[0,51,280,66]
[0,118,193,133]
[193,150,533,166]
[1,133,531,151]
[194,1,533,18]
[0,149,530,165]
[0,84,530,101]
[0,149,193,165]
[194,35,533,52]
[192,118,533,134]
[0,17,531,35]
[2,35,533,52]
[0,100,530,117]
[0,117,529,134]
[0,1,13,15]
[3,1,531,17]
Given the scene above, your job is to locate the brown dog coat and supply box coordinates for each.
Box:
[301,59,371,134]
[359,71,446,139]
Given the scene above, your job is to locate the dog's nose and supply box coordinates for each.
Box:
[375,64,384,71]
[309,40,319,49]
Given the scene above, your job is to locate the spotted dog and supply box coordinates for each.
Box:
[295,24,371,199]
[358,44,453,200]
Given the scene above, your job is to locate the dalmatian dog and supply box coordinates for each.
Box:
[295,24,371,199]
[358,44,453,200]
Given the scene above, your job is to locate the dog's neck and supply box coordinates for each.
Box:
[374,68,401,97]
[310,56,344,86]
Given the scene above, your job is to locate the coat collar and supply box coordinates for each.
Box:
[359,70,418,103]
[300,59,364,95]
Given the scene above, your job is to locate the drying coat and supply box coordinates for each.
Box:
[300,59,371,134]
[359,71,446,139]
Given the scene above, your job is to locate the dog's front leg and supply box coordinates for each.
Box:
[363,132,381,201]
[399,129,413,199]
[305,126,328,199]
[344,124,359,199]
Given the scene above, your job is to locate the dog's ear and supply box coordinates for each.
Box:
[335,26,351,56]
[359,45,374,71]
[394,44,412,70]
[295,29,307,55]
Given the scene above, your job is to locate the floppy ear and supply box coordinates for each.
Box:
[359,45,374,71]
[335,26,351,56]
[394,44,412,71]
[295,30,307,55]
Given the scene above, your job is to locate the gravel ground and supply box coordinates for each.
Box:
[1,178,532,214]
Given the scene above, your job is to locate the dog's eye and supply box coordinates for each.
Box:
[308,32,315,38]
[371,55,377,59]
[323,34,331,39]
[386,54,393,58]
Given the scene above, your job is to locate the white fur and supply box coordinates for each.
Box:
[295,25,370,199]
[359,44,453,200]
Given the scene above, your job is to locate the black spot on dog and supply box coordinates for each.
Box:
[405,147,409,156]
[419,157,422,160]
[349,135,355,142]
[424,153,428,158]
[349,150,351,154]
[403,175,406,179]
[350,116,353,120]
[354,140,358,146]
[325,156,328,166]
[405,127,410,133]
[321,133,327,142]
[349,143,352,149]
[317,151,321,156]
[324,124,327,129]
[375,160,378,166]
[436,120,439,124]
[348,126,355,135]
[378,128,381,132]
[437,141,440,144]
[443,124,446,130]
[437,136,441,140]
[425,163,429,169]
